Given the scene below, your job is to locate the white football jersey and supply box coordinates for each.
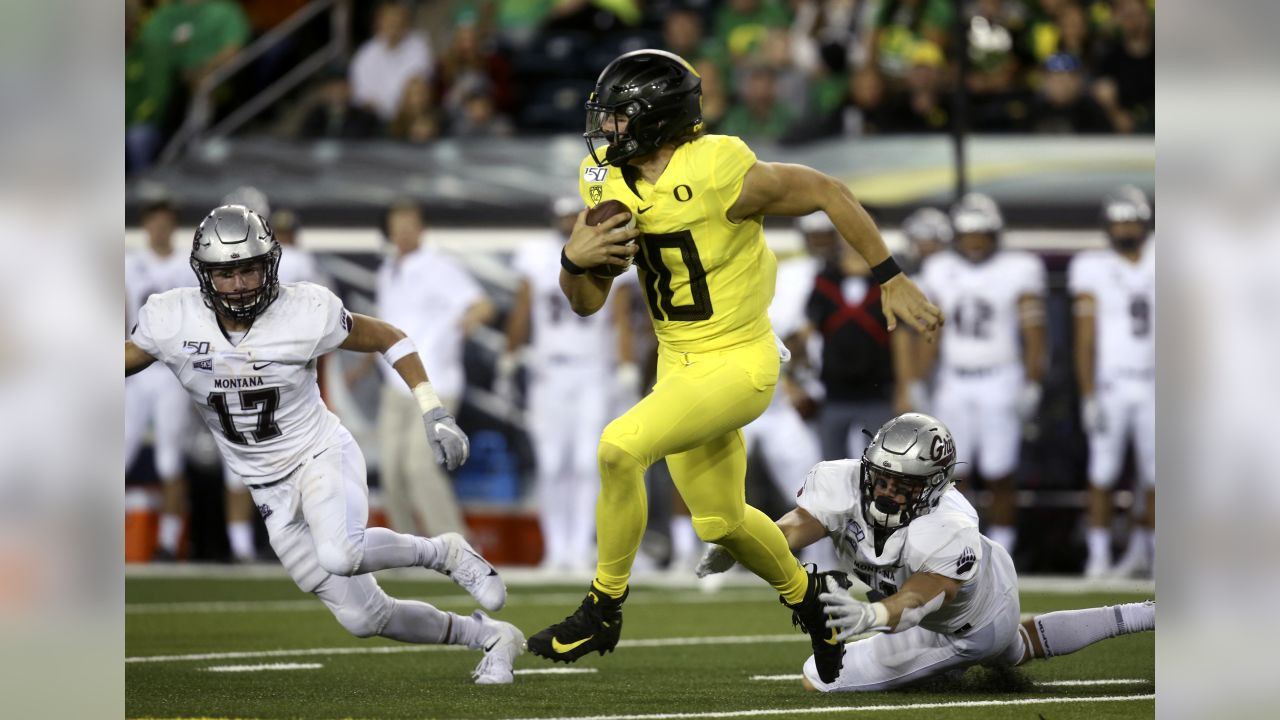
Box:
[1067,242,1155,375]
[919,251,1045,369]
[277,246,324,286]
[796,459,1007,635]
[513,235,617,365]
[131,283,352,484]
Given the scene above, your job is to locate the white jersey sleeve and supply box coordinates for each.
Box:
[131,288,186,364]
[795,460,861,532]
[1009,252,1047,298]
[1067,251,1101,298]
[300,282,354,359]
[904,512,983,583]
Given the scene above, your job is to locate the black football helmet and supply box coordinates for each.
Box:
[584,49,703,167]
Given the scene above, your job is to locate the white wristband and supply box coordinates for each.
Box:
[412,381,443,415]
[383,337,417,367]
[870,602,890,630]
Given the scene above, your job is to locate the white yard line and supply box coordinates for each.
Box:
[515,668,599,676]
[126,590,774,615]
[497,694,1155,720]
[750,674,1151,688]
[203,663,323,673]
[126,634,808,664]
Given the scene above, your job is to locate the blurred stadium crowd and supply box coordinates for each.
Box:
[127,0,1155,172]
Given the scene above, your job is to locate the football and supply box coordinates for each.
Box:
[584,199,637,277]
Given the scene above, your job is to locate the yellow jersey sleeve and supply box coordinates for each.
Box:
[707,135,758,214]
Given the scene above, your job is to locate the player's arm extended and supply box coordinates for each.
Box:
[340,313,429,388]
[820,570,961,639]
[125,341,157,377]
[560,210,640,316]
[878,571,962,630]
[729,162,942,337]
[776,507,828,553]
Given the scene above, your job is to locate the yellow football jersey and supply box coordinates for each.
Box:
[578,134,777,353]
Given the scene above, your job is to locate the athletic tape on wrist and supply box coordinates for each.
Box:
[870,257,902,284]
[413,382,443,415]
[560,246,587,275]
[383,337,417,367]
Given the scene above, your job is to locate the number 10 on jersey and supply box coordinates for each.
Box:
[637,230,714,322]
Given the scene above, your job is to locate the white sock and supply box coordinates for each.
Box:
[1118,526,1152,567]
[445,610,490,649]
[227,521,255,560]
[357,527,443,573]
[378,599,453,644]
[988,525,1017,555]
[1087,527,1110,566]
[1142,527,1154,565]
[158,514,183,553]
[1032,602,1155,658]
[670,517,701,565]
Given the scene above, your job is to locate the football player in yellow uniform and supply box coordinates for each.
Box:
[527,50,942,684]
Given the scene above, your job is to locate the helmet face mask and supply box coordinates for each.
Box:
[950,193,1003,264]
[583,49,703,167]
[1101,186,1152,254]
[191,205,282,322]
[860,413,957,531]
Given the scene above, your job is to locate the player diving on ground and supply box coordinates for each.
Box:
[697,412,1155,691]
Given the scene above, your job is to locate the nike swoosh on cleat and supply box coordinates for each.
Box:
[550,636,593,654]
[824,627,840,645]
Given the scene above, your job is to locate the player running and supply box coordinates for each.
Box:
[123,205,524,685]
[526,49,942,686]
[698,412,1155,691]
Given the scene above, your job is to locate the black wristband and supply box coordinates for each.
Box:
[871,256,902,284]
[561,247,587,275]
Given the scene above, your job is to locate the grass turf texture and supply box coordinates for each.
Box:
[127,576,1154,719]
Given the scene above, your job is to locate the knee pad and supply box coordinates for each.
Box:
[316,539,363,577]
[691,514,739,543]
[599,418,647,470]
[333,592,394,639]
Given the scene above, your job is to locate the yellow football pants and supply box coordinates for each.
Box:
[593,333,808,604]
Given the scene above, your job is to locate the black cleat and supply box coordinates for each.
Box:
[528,584,628,663]
[782,566,851,684]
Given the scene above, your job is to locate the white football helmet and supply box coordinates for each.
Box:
[860,413,958,531]
[190,204,282,321]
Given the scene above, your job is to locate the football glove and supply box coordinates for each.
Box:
[819,576,890,641]
[1016,381,1042,422]
[1081,395,1107,435]
[694,545,736,578]
[423,407,470,471]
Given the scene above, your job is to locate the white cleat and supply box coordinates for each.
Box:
[439,533,507,612]
[472,611,525,685]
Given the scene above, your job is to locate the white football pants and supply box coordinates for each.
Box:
[529,360,610,570]
[1087,373,1155,489]
[124,363,191,479]
[932,364,1024,479]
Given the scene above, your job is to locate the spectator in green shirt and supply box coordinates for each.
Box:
[869,0,953,79]
[141,0,250,88]
[718,63,796,141]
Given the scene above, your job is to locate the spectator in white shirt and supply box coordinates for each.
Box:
[351,200,495,537]
[349,2,433,122]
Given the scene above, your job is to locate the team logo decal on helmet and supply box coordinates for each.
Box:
[859,413,958,531]
[190,204,283,321]
[584,49,704,167]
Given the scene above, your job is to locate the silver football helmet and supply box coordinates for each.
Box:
[190,204,282,321]
[1101,185,1152,252]
[903,207,953,247]
[950,192,1003,263]
[860,413,958,531]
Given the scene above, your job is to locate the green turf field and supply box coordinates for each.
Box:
[126,572,1154,719]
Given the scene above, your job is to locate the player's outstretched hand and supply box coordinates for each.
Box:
[423,407,471,470]
[695,545,736,578]
[564,209,640,270]
[880,275,943,340]
[819,576,889,641]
